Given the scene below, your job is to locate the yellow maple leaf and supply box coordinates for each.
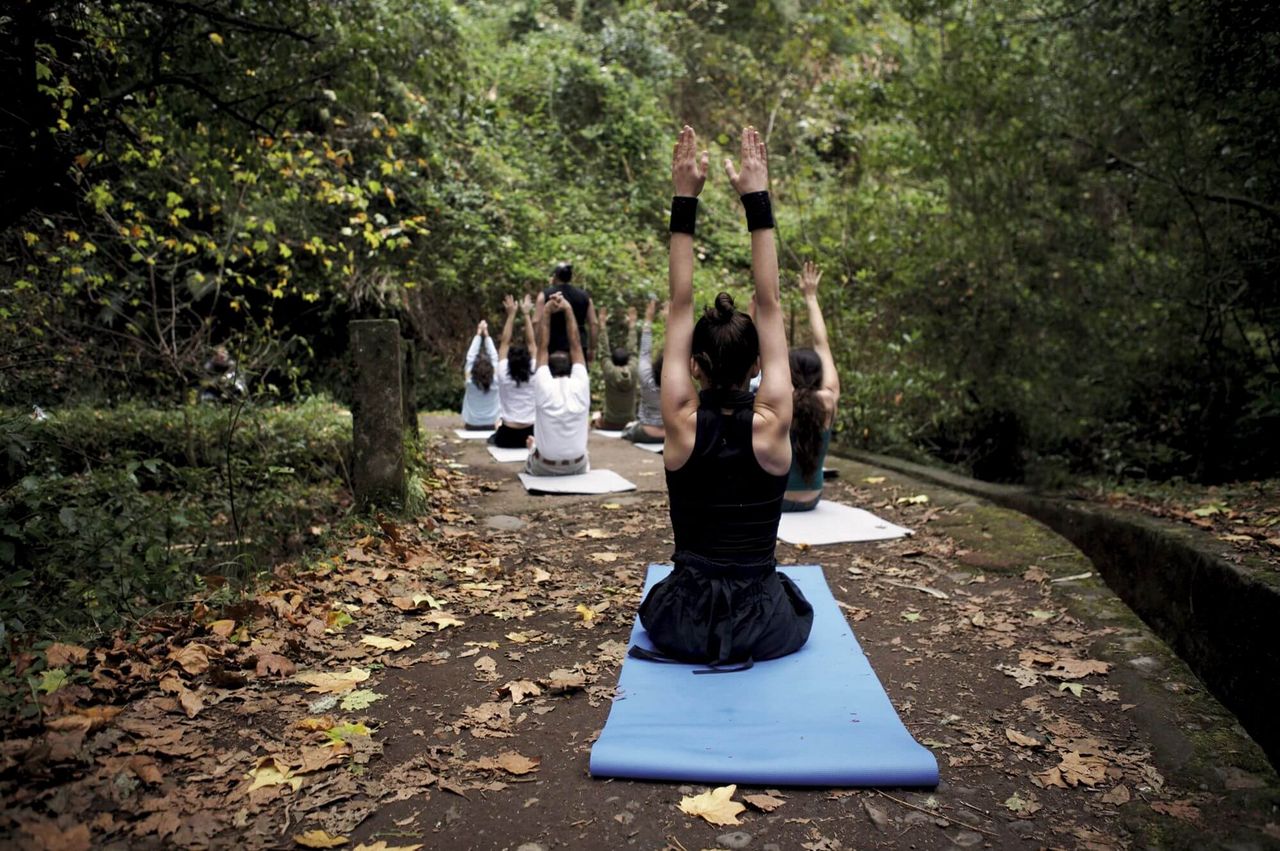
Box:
[360,635,412,652]
[246,756,302,792]
[575,604,598,622]
[678,784,746,826]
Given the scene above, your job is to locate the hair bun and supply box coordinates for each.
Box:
[704,291,736,324]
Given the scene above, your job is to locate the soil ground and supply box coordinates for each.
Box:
[2,413,1278,850]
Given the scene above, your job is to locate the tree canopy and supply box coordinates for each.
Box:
[2,0,1277,483]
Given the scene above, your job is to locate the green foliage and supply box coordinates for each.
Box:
[0,399,351,640]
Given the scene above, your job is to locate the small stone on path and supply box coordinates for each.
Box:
[1129,655,1161,673]
[717,830,752,849]
[949,830,984,847]
[485,514,526,531]
[516,844,546,851]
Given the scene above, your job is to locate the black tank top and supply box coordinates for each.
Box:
[665,389,787,564]
[542,283,591,354]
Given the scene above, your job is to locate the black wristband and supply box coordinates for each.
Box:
[669,196,698,235]
[740,190,775,231]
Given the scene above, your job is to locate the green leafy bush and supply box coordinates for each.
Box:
[0,399,352,641]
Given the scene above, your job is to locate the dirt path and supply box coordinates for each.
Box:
[3,414,1277,850]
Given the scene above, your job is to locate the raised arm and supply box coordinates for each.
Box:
[464,325,483,378]
[586,296,599,363]
[799,261,840,417]
[662,125,709,469]
[725,125,791,474]
[625,305,638,354]
[558,294,586,367]
[638,298,657,383]
[520,294,536,358]
[597,307,612,364]
[498,295,517,361]
[535,299,551,369]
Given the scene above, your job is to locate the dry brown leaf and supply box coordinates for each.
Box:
[500,679,542,704]
[45,642,90,668]
[1005,728,1041,748]
[208,619,237,638]
[1049,658,1111,680]
[257,653,296,677]
[1057,751,1108,787]
[19,819,91,851]
[294,829,348,847]
[1022,566,1049,582]
[169,642,212,675]
[361,635,413,652]
[588,552,620,564]
[246,756,303,792]
[423,611,464,630]
[744,793,786,812]
[354,843,424,851]
[1151,800,1201,822]
[295,666,370,694]
[178,686,203,719]
[544,669,586,692]
[678,784,746,826]
[468,751,541,775]
[1101,785,1131,805]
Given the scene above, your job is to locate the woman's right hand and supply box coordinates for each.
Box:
[503,294,517,316]
[671,125,709,198]
[798,261,822,299]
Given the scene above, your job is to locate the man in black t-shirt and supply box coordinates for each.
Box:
[535,262,597,362]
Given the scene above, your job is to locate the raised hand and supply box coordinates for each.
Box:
[798,261,823,298]
[723,125,769,196]
[671,125,709,198]
[546,293,568,314]
[644,298,656,323]
[626,305,637,326]
[477,320,489,336]
[597,306,610,325]
[660,300,669,321]
[520,294,533,314]
[503,294,517,316]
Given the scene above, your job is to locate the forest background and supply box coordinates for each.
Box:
[2,0,1277,639]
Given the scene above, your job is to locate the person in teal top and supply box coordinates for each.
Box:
[782,261,841,512]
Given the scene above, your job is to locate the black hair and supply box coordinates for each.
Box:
[554,262,573,283]
[652,353,664,388]
[611,346,630,367]
[548,351,572,377]
[691,292,759,389]
[471,352,494,392]
[507,345,532,385]
[789,347,826,481]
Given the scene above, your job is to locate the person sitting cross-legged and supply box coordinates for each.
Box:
[461,320,499,431]
[634,124,813,669]
[622,297,665,443]
[783,261,841,511]
[592,306,638,431]
[489,294,538,449]
[525,293,591,476]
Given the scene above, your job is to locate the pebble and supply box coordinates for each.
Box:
[716,831,752,849]
[1128,655,1161,673]
[516,844,546,851]
[761,844,782,851]
[948,830,984,848]
[485,514,526,531]
[614,812,635,826]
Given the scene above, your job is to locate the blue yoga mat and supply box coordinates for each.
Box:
[589,564,939,787]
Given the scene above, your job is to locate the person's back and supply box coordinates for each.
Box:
[595,308,638,430]
[526,292,591,476]
[542,282,591,354]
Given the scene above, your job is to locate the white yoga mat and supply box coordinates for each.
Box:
[454,429,495,440]
[592,429,625,439]
[777,501,912,546]
[486,446,529,463]
[519,469,637,495]
[631,442,664,453]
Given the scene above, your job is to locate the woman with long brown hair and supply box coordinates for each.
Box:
[783,261,841,511]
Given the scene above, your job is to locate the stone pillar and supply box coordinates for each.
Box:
[350,320,405,509]
[402,338,419,438]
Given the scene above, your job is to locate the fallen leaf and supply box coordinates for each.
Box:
[45,642,90,668]
[601,503,622,510]
[468,750,541,775]
[354,844,424,851]
[1057,751,1108,787]
[294,829,348,847]
[575,604,599,623]
[1058,682,1084,697]
[473,656,499,682]
[544,669,586,692]
[744,793,786,812]
[361,635,413,652]
[901,611,922,622]
[339,689,384,711]
[1049,658,1111,680]
[1151,800,1201,822]
[423,612,464,630]
[1004,792,1042,816]
[895,494,929,505]
[170,642,212,675]
[256,653,296,677]
[678,784,746,826]
[36,669,68,694]
[1101,785,1131,805]
[500,679,542,704]
[178,686,204,719]
[1005,728,1041,748]
[18,819,91,851]
[573,528,610,539]
[247,756,303,792]
[588,552,620,564]
[1022,566,1048,582]
[295,666,370,694]
[863,476,886,484]
[208,619,237,638]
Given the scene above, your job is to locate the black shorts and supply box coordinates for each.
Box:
[488,423,533,448]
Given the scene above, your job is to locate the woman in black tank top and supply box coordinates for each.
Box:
[634,126,813,668]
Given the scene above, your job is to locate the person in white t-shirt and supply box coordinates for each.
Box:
[489,293,538,448]
[525,293,590,476]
